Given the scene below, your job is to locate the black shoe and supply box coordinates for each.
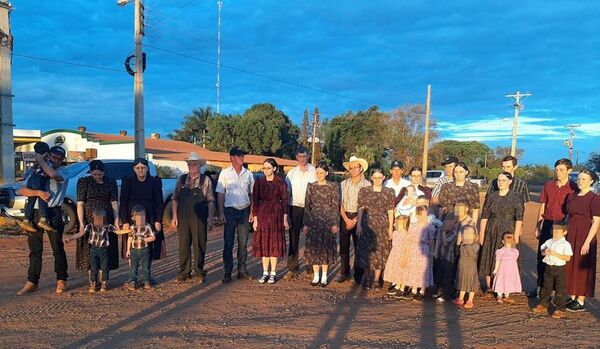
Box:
[387,287,400,296]
[197,274,206,284]
[413,293,425,303]
[388,283,397,291]
[222,273,232,284]
[237,272,254,280]
[336,274,351,283]
[310,280,319,286]
[320,281,327,287]
[362,284,372,291]
[176,273,190,282]
[565,298,575,306]
[390,289,404,299]
[401,292,415,301]
[566,300,585,312]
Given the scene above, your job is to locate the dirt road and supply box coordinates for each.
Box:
[0,200,599,348]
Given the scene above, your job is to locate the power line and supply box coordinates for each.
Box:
[152,0,196,24]
[145,44,383,106]
[13,53,126,73]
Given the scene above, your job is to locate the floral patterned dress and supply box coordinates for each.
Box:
[251,176,289,258]
[356,186,395,270]
[303,181,340,265]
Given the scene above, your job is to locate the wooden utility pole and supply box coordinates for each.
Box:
[421,85,431,174]
[133,0,145,159]
[310,107,320,165]
[564,124,581,161]
[0,0,14,185]
[506,91,532,157]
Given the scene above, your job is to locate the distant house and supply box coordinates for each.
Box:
[14,127,297,175]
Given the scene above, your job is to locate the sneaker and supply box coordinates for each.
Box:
[222,273,232,284]
[37,218,56,232]
[17,220,37,233]
[143,282,152,289]
[565,298,575,306]
[413,293,425,303]
[16,281,38,296]
[463,301,474,309]
[387,288,401,296]
[431,290,442,299]
[258,274,269,284]
[320,281,327,288]
[388,283,397,292]
[267,275,276,284]
[503,297,516,305]
[100,281,109,292]
[401,292,415,301]
[55,280,67,294]
[551,310,566,319]
[391,290,405,299]
[237,272,254,281]
[437,297,446,303]
[310,280,320,287]
[566,300,585,313]
[531,305,547,314]
[127,282,136,291]
[88,282,97,294]
[176,273,190,282]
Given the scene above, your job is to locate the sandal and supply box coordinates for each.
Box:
[496,298,504,304]
[503,298,516,305]
[453,298,464,306]
[464,301,474,309]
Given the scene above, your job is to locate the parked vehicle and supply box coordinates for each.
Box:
[425,170,445,188]
[0,160,176,233]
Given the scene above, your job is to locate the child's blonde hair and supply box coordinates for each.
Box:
[395,215,410,231]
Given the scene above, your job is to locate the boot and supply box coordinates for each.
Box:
[16,281,38,296]
[56,280,67,294]
[17,220,37,233]
[99,271,108,292]
[88,270,96,294]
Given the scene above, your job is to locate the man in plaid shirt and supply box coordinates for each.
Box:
[126,205,156,290]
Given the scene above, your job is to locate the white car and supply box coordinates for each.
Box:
[0,160,176,233]
[425,170,445,188]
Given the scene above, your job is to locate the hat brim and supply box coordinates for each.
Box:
[343,158,369,172]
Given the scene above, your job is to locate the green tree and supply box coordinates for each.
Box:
[206,114,241,152]
[430,140,491,169]
[300,108,309,147]
[489,146,525,167]
[168,106,213,146]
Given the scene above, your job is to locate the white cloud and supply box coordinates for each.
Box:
[439,116,564,141]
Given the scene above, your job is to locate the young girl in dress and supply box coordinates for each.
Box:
[384,215,410,297]
[492,232,522,304]
[454,225,479,309]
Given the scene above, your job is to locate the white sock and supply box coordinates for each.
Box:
[320,273,327,284]
[262,271,268,277]
[270,271,276,276]
[312,273,320,283]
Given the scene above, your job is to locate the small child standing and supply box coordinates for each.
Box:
[454,225,480,309]
[126,205,156,290]
[492,232,522,304]
[19,141,62,233]
[66,208,115,293]
[384,215,410,297]
[532,222,573,319]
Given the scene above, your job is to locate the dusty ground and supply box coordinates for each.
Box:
[0,199,599,349]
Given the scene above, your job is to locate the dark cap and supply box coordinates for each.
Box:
[441,155,459,166]
[229,146,245,157]
[390,160,404,169]
[48,146,66,158]
[133,158,149,167]
[89,159,105,172]
[34,142,50,155]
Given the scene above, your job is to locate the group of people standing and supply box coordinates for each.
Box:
[13,144,599,319]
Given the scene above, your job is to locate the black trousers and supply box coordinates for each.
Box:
[432,257,443,290]
[537,219,554,287]
[339,212,363,283]
[539,265,567,310]
[27,206,68,284]
[287,206,304,273]
[439,259,457,298]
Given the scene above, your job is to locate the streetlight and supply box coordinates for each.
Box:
[118,0,145,159]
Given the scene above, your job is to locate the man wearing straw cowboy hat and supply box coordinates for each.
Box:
[338,155,371,284]
[171,152,216,283]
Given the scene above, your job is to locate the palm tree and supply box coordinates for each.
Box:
[169,106,213,146]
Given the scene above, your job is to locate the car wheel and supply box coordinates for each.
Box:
[61,203,77,234]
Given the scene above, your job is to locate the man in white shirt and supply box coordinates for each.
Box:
[216,147,255,283]
[532,222,573,318]
[384,160,410,206]
[284,146,316,278]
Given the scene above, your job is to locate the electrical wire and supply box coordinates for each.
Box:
[13,53,126,73]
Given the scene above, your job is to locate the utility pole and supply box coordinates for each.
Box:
[563,124,581,161]
[505,91,532,157]
[0,0,14,185]
[310,107,320,165]
[421,85,431,174]
[216,0,222,115]
[133,0,145,159]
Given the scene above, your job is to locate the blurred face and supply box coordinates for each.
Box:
[134,163,149,179]
[444,162,456,177]
[134,212,146,226]
[187,161,201,175]
[262,161,275,177]
[390,167,403,180]
[348,162,362,178]
[416,197,429,207]
[230,154,244,167]
[577,172,594,190]
[554,164,571,181]
[552,225,567,239]
[462,228,476,244]
[453,166,468,182]
[93,214,105,227]
[371,171,385,186]
[503,234,515,247]
[296,152,308,166]
[454,203,468,218]
[497,173,512,190]
[409,170,422,186]
[316,167,328,182]
[91,170,104,183]
[501,160,516,175]
[48,153,64,167]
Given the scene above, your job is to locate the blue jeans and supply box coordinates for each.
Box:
[129,247,151,283]
[90,246,109,283]
[223,207,250,274]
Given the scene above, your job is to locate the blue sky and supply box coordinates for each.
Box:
[8,0,600,165]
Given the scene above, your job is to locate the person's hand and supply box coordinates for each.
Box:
[515,235,520,244]
[114,218,120,228]
[154,222,162,232]
[492,269,498,276]
[252,219,258,232]
[220,213,227,224]
[541,248,547,256]
[283,218,290,230]
[62,236,70,244]
[303,226,308,236]
[38,191,51,202]
[534,227,540,239]
[478,235,484,246]
[208,217,214,231]
[123,223,130,231]
[581,242,591,255]
[331,225,339,234]
[388,228,393,240]
[171,216,178,228]
[126,250,131,258]
[78,224,84,236]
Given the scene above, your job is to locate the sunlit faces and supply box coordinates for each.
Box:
[230,154,244,167]
[444,162,456,177]
[371,172,385,184]
[390,167,404,179]
[91,170,104,183]
[453,166,468,182]
[501,160,516,176]
[262,162,275,175]
[186,161,202,175]
[316,167,328,182]
[577,172,594,190]
[554,164,572,181]
[296,152,309,166]
[409,170,422,186]
[48,153,64,167]
[497,173,512,190]
[134,163,149,178]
